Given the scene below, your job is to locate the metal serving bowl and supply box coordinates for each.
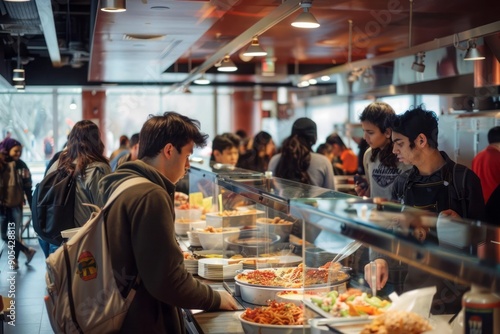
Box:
[234,267,350,305]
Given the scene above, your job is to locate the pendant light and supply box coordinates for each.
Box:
[12,34,25,82]
[243,36,267,57]
[291,1,320,29]
[194,73,210,85]
[100,0,126,12]
[411,52,426,72]
[217,55,237,72]
[70,98,77,110]
[464,39,485,61]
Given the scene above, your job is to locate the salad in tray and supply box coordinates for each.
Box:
[309,288,391,317]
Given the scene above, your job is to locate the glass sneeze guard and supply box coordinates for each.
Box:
[290,197,500,293]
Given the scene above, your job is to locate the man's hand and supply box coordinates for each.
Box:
[218,290,239,310]
[439,209,461,219]
[364,258,389,290]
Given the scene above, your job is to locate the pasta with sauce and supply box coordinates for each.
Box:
[241,301,304,325]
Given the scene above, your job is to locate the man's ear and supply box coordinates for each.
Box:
[163,143,174,158]
[416,133,427,146]
[384,128,392,138]
[213,150,221,160]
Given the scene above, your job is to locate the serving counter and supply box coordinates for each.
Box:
[180,164,500,333]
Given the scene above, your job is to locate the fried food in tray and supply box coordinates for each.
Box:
[360,310,432,334]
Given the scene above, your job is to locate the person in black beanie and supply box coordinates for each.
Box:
[268,117,335,189]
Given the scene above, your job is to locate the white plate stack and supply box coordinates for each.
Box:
[184,259,199,275]
[198,258,242,280]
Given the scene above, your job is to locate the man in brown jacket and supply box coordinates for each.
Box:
[99,112,238,333]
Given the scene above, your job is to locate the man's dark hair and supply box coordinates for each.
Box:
[325,133,347,149]
[210,133,240,161]
[129,133,140,147]
[235,129,247,139]
[119,135,129,146]
[139,112,208,159]
[487,126,500,144]
[390,104,439,149]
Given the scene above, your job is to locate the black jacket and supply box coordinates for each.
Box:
[391,151,485,220]
[390,151,485,314]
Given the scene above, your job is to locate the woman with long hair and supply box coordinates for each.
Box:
[268,118,335,189]
[358,102,412,296]
[356,102,411,198]
[237,131,275,172]
[44,120,111,255]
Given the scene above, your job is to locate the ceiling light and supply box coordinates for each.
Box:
[243,36,267,57]
[308,79,317,85]
[194,73,210,85]
[13,69,25,81]
[5,0,30,2]
[464,39,485,61]
[297,81,310,87]
[100,0,126,12]
[14,82,25,90]
[13,34,25,82]
[411,52,425,72]
[217,55,237,72]
[70,98,77,110]
[291,2,320,29]
[321,76,330,81]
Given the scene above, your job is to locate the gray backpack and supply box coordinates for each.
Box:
[44,177,148,333]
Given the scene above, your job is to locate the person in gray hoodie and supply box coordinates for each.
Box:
[99,112,238,334]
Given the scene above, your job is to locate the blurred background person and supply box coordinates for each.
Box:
[110,133,140,171]
[326,133,358,175]
[269,117,335,189]
[235,129,249,156]
[237,131,275,172]
[0,138,36,269]
[210,132,241,166]
[316,143,335,164]
[472,126,500,203]
[109,134,129,160]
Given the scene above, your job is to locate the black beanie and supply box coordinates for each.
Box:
[291,117,317,146]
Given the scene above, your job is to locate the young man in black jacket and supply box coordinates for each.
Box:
[366,105,485,314]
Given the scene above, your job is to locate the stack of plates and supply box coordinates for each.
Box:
[198,258,242,280]
[184,259,198,275]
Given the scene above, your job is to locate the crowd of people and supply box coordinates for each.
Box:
[0,103,498,330]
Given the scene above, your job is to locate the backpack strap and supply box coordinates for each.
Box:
[103,177,149,295]
[63,243,84,334]
[103,177,150,209]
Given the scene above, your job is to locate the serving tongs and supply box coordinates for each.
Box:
[327,240,362,284]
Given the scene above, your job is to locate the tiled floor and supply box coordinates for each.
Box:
[0,236,53,334]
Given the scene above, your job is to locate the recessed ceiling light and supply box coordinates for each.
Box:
[151,6,170,10]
